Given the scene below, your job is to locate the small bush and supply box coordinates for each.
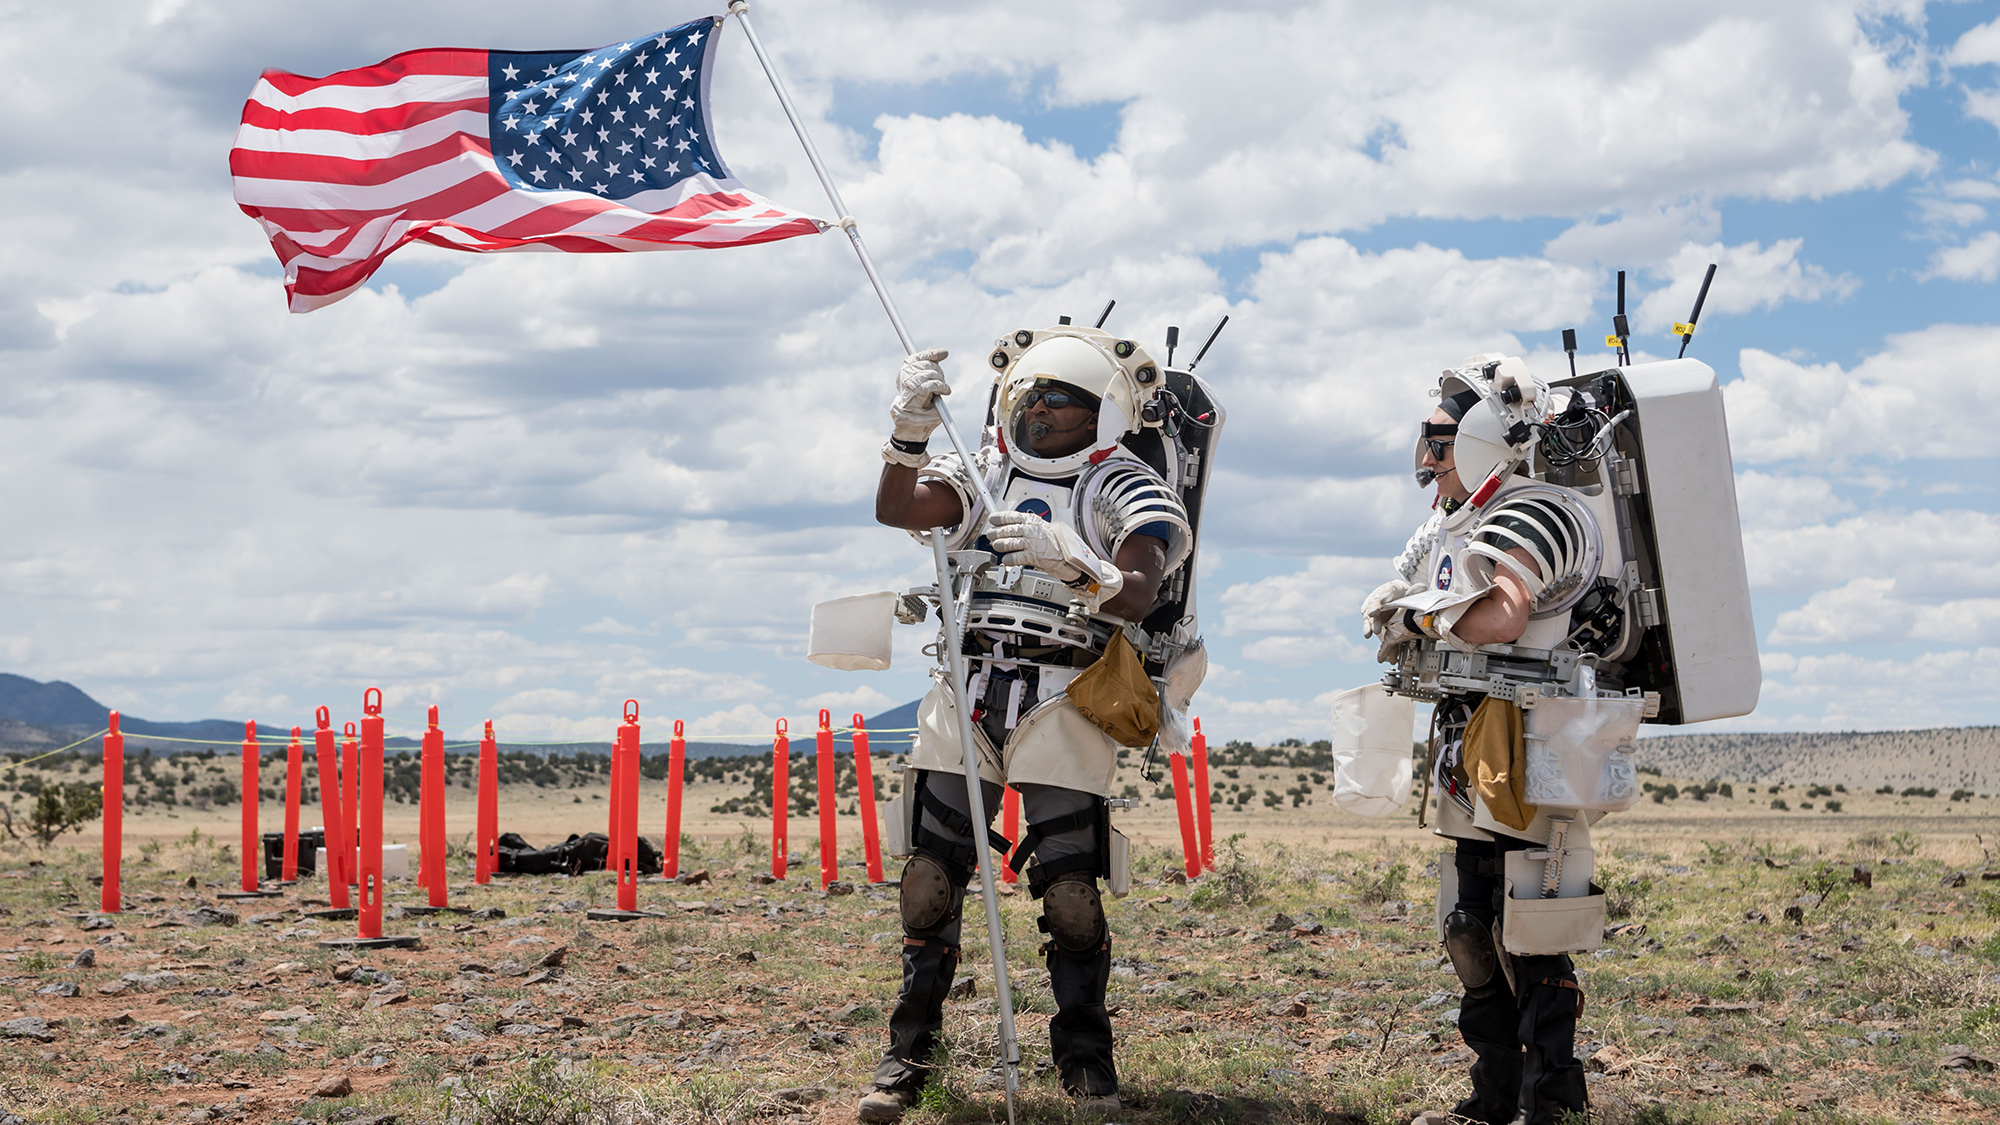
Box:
[1353,861,1409,905]
[1770,798,1789,811]
[29,781,101,846]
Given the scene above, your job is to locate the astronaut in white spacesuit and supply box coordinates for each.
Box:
[1344,339,1761,1125]
[1366,367,1591,1125]
[859,330,1205,1121]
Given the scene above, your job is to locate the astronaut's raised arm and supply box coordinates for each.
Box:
[876,465,966,531]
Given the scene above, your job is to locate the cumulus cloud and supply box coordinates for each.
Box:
[1751,647,2000,730]
[1922,230,2000,282]
[1724,323,2000,466]
[1634,239,1858,332]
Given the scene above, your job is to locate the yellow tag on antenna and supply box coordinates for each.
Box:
[1673,322,1695,337]
[1604,334,1621,348]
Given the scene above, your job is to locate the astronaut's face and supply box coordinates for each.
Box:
[1019,385,1099,458]
[1422,407,1470,503]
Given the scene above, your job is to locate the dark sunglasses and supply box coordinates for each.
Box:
[1421,421,1457,461]
[1024,388,1095,411]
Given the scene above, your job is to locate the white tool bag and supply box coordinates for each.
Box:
[1329,684,1417,818]
[1521,695,1644,812]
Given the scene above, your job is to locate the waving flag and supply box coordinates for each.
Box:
[231,16,825,312]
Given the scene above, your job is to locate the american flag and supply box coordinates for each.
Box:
[231,17,825,312]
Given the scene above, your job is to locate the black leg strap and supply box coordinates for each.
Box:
[917,776,1013,859]
[1008,807,1101,874]
[1025,852,1102,898]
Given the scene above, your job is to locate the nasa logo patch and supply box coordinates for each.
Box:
[1015,498,1054,521]
[1436,555,1453,590]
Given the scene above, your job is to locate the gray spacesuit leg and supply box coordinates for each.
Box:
[1015,783,1117,1099]
[870,770,1000,1098]
[1448,837,1587,1125]
[1449,839,1523,1125]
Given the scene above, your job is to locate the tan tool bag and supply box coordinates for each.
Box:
[1068,630,1161,748]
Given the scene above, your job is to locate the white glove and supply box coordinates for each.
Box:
[1361,578,1421,640]
[988,511,1124,605]
[890,348,951,443]
[1373,608,1425,664]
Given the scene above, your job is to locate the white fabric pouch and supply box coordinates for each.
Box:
[1522,695,1644,812]
[1330,683,1417,818]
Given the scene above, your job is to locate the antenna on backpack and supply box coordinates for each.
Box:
[1165,325,1180,367]
[1562,329,1578,379]
[1187,315,1230,372]
[1612,270,1630,366]
[1676,264,1717,359]
[1094,299,1116,329]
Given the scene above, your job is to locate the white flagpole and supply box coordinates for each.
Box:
[725,4,1022,1120]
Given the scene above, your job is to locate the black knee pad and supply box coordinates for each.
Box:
[1444,909,1505,998]
[1040,873,1105,953]
[899,854,965,938]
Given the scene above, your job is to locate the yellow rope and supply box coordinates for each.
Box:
[7,729,110,767]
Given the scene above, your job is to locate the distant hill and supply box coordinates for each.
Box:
[0,672,921,761]
[1634,726,2000,791]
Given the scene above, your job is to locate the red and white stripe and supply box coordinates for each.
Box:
[230,47,824,313]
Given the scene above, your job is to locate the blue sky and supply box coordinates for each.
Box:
[1,0,1997,744]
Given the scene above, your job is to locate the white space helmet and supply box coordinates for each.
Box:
[986,325,1164,477]
[1421,353,1546,499]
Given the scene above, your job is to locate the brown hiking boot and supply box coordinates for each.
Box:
[857,1086,920,1122]
[1075,1092,1122,1116]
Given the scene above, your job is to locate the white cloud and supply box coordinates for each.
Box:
[579,618,643,636]
[1634,239,1858,332]
[1544,202,1722,266]
[1947,18,2000,67]
[1745,509,2000,599]
[1769,576,2000,646]
[1921,230,2000,282]
[1733,470,1854,531]
[1747,647,2000,730]
[1724,323,2000,465]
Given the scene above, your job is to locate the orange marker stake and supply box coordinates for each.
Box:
[282,726,303,882]
[816,710,839,888]
[662,720,686,879]
[100,712,123,913]
[240,721,260,893]
[615,701,640,912]
[851,714,883,884]
[313,708,349,909]
[475,720,497,885]
[342,722,360,886]
[420,706,446,908]
[1170,750,1200,880]
[1191,717,1214,873]
[1000,784,1020,885]
[771,719,789,880]
[357,690,384,940]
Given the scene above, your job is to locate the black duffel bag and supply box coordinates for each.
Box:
[494,831,663,876]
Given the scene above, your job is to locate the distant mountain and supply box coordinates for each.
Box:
[0,674,116,727]
[0,673,255,743]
